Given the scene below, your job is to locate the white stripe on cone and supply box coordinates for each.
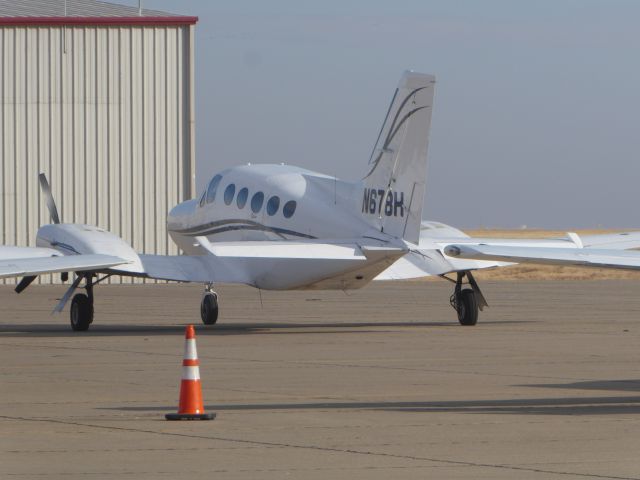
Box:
[183,339,198,360]
[182,366,201,380]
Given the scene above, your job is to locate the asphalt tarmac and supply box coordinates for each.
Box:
[2,280,640,479]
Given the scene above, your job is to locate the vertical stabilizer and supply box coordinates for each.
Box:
[361,71,435,244]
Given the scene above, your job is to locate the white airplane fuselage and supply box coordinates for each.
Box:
[33,73,441,295]
[167,164,388,255]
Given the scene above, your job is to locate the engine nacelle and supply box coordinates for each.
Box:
[36,224,143,274]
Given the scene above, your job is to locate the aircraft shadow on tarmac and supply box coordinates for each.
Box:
[0,320,529,337]
[522,379,640,393]
[104,392,640,416]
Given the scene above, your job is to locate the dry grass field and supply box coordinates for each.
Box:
[460,229,640,281]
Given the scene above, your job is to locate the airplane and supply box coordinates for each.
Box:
[3,71,640,331]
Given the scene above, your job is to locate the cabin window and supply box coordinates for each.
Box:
[224,184,236,205]
[251,192,264,213]
[236,187,248,209]
[283,200,297,218]
[266,196,280,216]
[206,175,222,204]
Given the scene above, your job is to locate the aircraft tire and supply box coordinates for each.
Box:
[457,289,478,326]
[70,293,93,331]
[201,292,219,325]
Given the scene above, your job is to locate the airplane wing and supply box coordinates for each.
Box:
[435,231,640,251]
[0,237,404,290]
[0,247,129,279]
[376,226,640,280]
[5,227,640,286]
[443,244,640,270]
[374,249,508,280]
[437,230,640,272]
[136,239,407,290]
[576,231,640,250]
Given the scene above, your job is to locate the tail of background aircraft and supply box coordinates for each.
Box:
[360,71,435,245]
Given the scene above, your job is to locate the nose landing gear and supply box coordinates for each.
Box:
[201,284,219,325]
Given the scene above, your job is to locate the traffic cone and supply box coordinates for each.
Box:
[165,325,215,420]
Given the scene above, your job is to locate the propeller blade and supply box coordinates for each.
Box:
[38,173,61,224]
[15,275,37,294]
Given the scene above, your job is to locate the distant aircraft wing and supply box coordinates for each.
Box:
[443,244,640,271]
[0,249,129,279]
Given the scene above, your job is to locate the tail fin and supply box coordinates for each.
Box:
[361,71,435,244]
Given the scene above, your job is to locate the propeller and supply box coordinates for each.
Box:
[15,174,63,294]
[38,173,61,224]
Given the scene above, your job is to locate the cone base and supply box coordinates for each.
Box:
[165,412,216,421]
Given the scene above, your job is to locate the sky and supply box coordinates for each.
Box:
[131,0,639,229]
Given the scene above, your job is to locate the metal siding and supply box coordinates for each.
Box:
[155,27,167,257]
[26,27,38,248]
[0,0,186,19]
[130,27,143,271]
[0,29,4,247]
[15,27,25,248]
[165,27,177,246]
[143,27,152,256]
[3,28,16,247]
[0,24,194,284]
[187,24,195,202]
[176,26,186,219]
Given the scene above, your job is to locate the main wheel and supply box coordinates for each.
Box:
[456,289,478,326]
[201,292,219,325]
[70,293,94,331]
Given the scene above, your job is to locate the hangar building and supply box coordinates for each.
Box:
[0,0,197,283]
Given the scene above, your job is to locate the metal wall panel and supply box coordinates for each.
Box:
[0,24,195,283]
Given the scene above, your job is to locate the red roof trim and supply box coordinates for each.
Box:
[0,16,198,26]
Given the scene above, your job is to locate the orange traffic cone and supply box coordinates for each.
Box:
[165,325,215,420]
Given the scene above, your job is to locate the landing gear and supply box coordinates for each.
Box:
[61,272,111,331]
[447,271,488,326]
[201,284,219,325]
[69,274,95,331]
[454,289,478,326]
[70,293,94,331]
